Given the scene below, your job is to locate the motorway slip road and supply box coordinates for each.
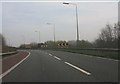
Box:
[2,50,118,82]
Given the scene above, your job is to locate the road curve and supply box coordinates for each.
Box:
[2,50,118,82]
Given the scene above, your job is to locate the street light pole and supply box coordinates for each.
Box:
[47,23,56,42]
[63,2,79,47]
[35,31,40,44]
[35,31,41,49]
[21,35,25,47]
[75,5,79,45]
[53,24,55,42]
[39,31,40,43]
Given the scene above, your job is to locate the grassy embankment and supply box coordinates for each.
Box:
[44,48,119,60]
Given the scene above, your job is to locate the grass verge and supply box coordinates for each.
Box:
[45,48,119,60]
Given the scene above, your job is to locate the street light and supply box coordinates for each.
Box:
[35,30,41,44]
[46,23,56,42]
[63,2,79,47]
[21,35,25,45]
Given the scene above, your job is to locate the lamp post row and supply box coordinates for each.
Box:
[27,2,79,48]
[35,22,56,45]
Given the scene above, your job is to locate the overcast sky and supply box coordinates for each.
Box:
[0,1,118,47]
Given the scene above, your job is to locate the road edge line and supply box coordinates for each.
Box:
[81,54,119,62]
[0,52,30,79]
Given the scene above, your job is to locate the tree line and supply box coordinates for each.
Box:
[0,33,6,46]
[2,22,119,49]
[0,33,16,53]
[41,22,120,49]
[93,22,119,48]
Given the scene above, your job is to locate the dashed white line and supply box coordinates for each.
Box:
[49,54,53,56]
[48,54,91,75]
[64,62,91,76]
[0,52,31,79]
[54,56,61,60]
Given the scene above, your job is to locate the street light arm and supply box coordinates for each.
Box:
[63,2,76,6]
[35,30,41,43]
[46,23,52,25]
[63,2,69,5]
[47,23,55,26]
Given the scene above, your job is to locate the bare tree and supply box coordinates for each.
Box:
[0,33,6,46]
[95,23,119,48]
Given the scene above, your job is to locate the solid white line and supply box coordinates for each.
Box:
[49,54,52,56]
[0,52,31,79]
[54,56,61,60]
[82,54,119,62]
[64,62,91,75]
[96,56,119,62]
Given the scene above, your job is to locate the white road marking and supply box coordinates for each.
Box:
[54,56,61,60]
[82,54,119,62]
[96,56,119,62]
[64,62,91,76]
[0,52,31,79]
[49,54,52,56]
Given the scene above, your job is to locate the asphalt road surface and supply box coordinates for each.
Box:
[2,50,118,82]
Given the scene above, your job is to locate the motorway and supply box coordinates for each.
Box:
[2,50,118,82]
